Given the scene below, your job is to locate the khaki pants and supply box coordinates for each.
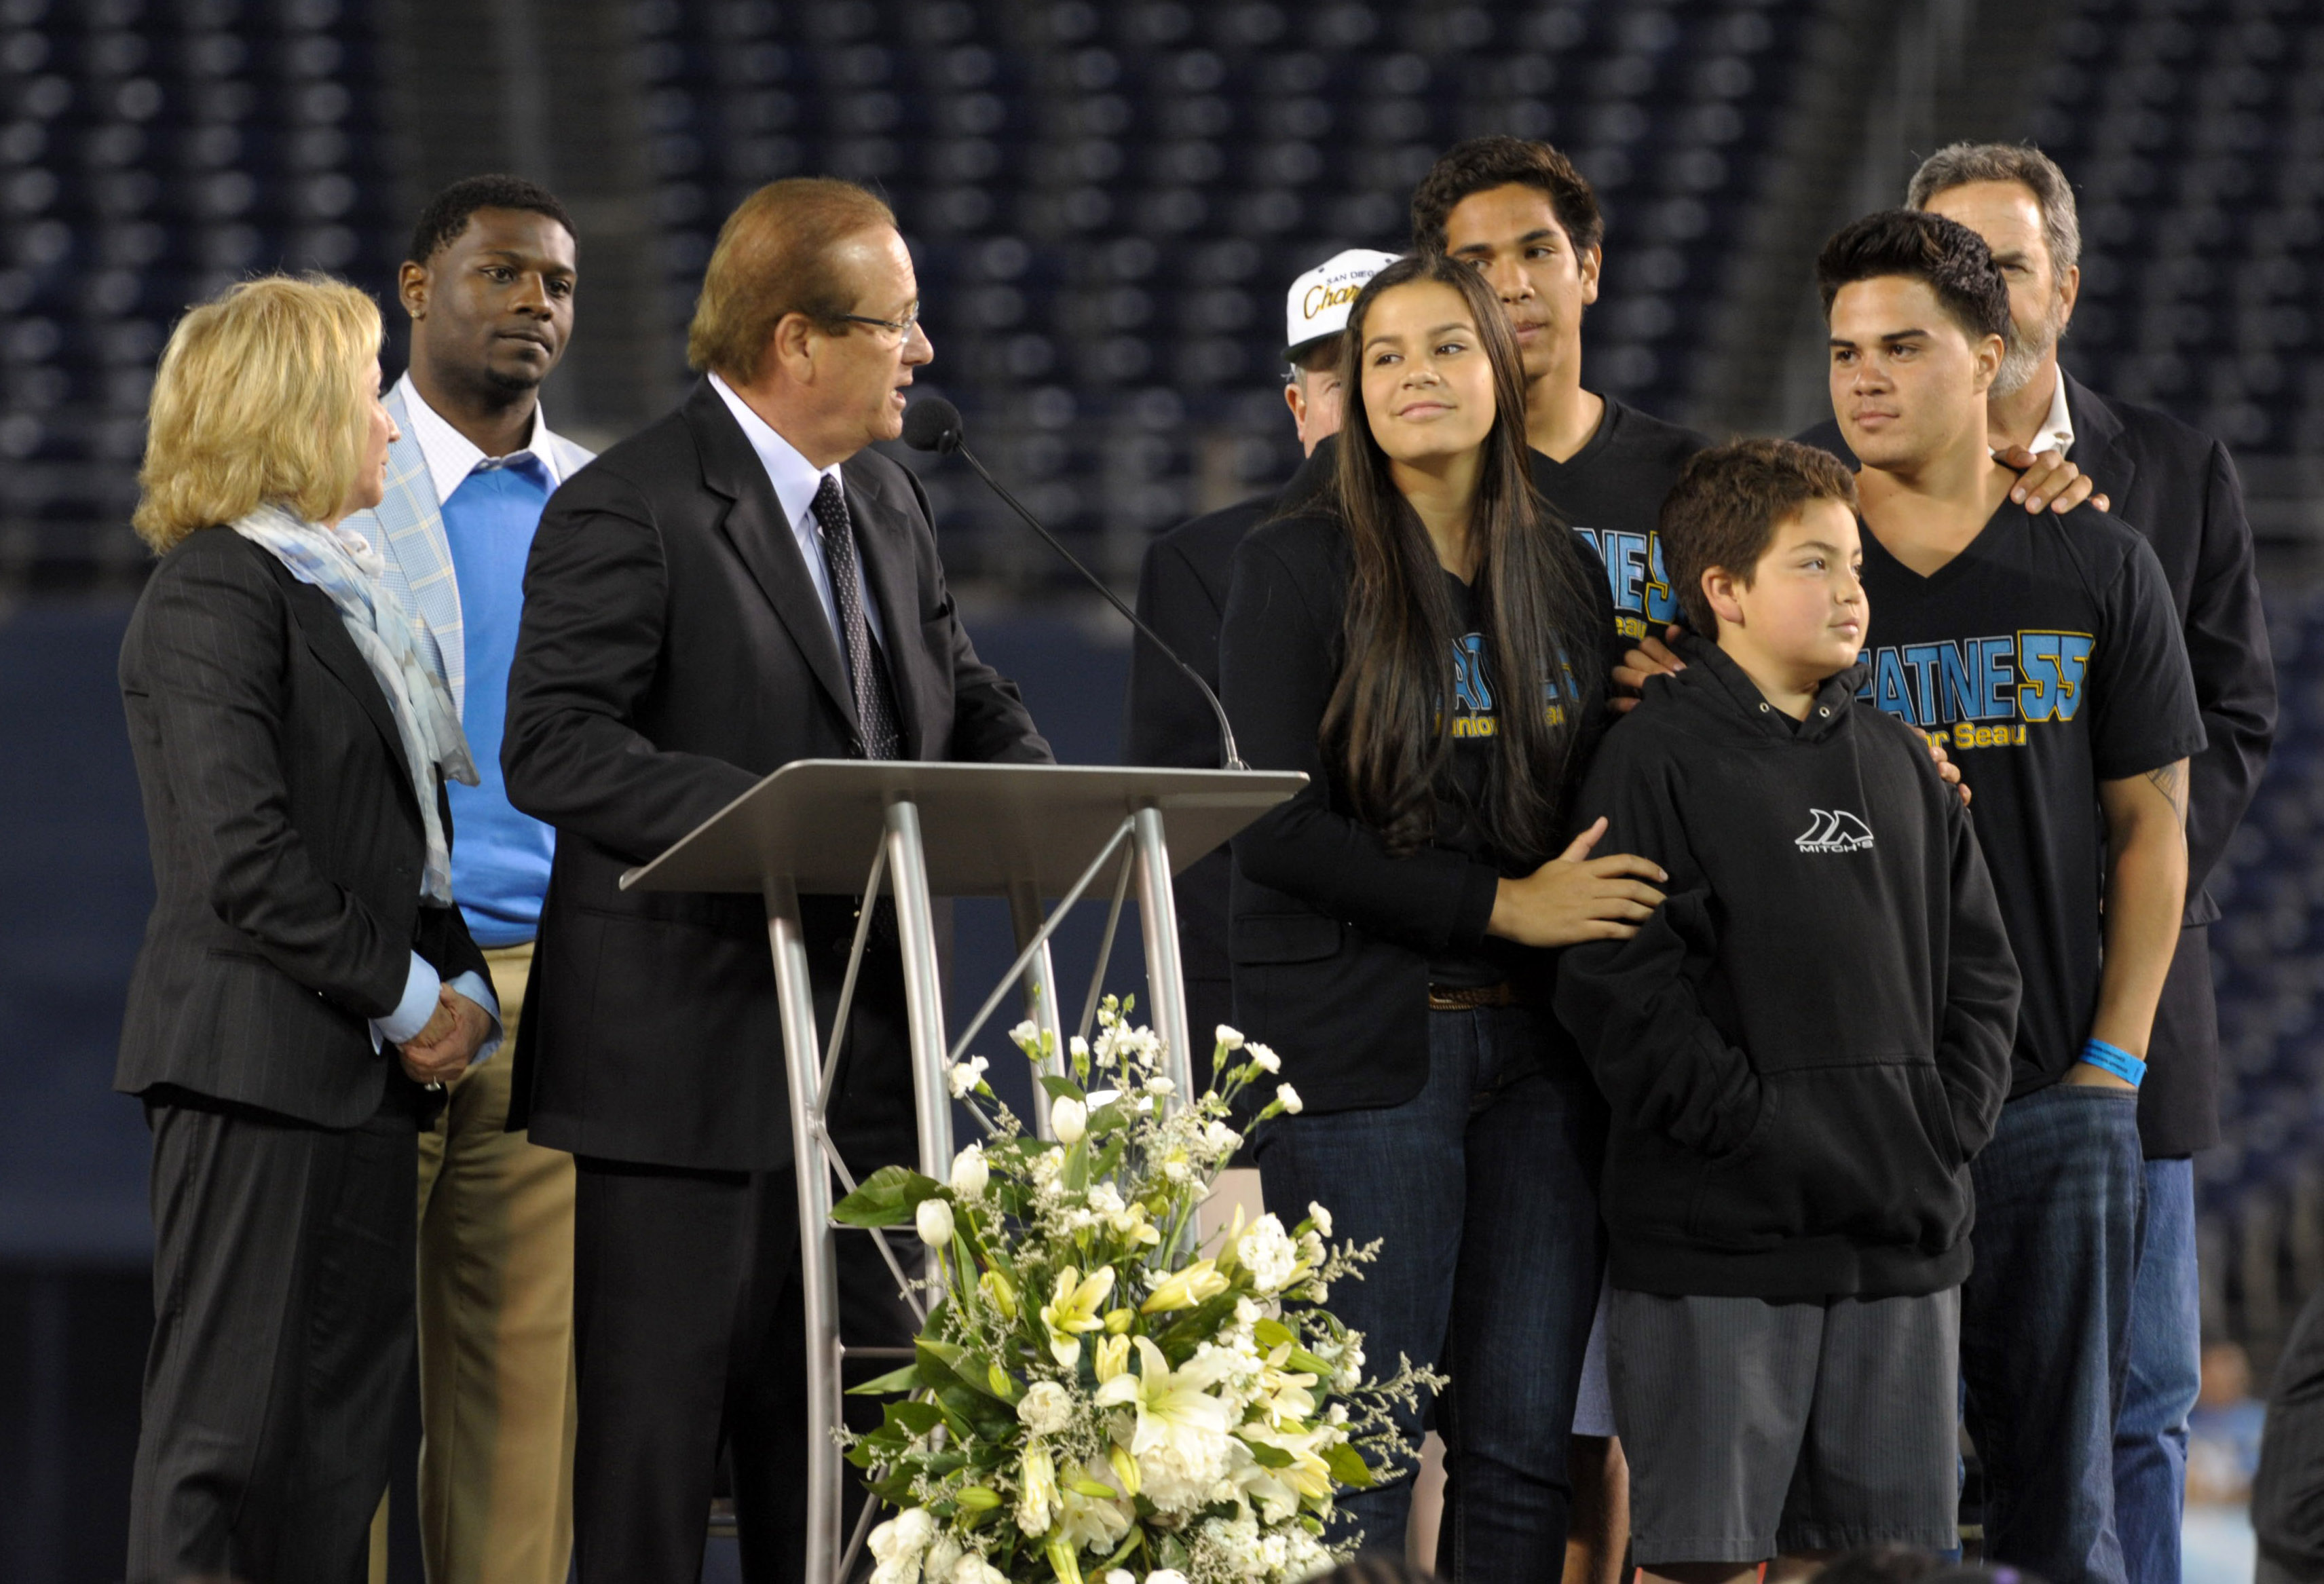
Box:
[371,943,577,1584]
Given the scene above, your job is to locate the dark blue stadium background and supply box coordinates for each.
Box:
[3,0,2320,1579]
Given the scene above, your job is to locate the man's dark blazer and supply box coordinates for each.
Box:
[115,527,488,1129]
[1800,371,2277,1151]
[502,379,1052,1173]
[1123,445,1332,1057]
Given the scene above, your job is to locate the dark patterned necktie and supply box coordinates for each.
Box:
[810,474,903,759]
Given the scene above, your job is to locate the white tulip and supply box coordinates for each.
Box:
[916,1197,956,1249]
[1051,1097,1087,1144]
[950,1144,989,1197]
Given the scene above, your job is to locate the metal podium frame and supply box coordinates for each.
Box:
[620,760,1304,1584]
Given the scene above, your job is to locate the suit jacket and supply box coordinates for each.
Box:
[1799,373,2277,1152]
[1121,447,1333,1055]
[502,379,1052,1172]
[115,528,490,1129]
[354,382,597,713]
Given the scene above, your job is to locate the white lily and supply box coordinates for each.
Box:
[1092,1336,1237,1515]
[1039,1264,1115,1368]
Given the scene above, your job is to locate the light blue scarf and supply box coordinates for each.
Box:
[232,503,476,904]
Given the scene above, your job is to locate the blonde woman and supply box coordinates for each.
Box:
[117,274,499,1584]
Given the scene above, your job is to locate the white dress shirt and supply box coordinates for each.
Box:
[394,371,583,502]
[707,371,889,649]
[2008,365,2077,459]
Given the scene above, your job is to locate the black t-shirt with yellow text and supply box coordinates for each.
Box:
[1856,500,2205,1095]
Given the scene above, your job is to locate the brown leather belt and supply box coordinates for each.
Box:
[1427,981,1519,1010]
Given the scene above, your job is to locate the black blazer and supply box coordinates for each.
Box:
[1121,447,1334,1052]
[1218,508,1612,1114]
[115,528,489,1129]
[502,379,1052,1173]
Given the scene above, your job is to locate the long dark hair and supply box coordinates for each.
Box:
[1319,252,1603,862]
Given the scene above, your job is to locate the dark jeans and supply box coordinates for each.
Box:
[2115,1156,2200,1584]
[1960,1083,2147,1584]
[1253,1005,1603,1584]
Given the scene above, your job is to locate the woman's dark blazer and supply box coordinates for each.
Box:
[1218,508,1613,1116]
[115,526,489,1129]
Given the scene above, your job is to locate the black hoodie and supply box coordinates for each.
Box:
[1556,634,2021,1300]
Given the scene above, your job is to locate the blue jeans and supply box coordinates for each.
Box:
[2115,1157,2199,1584]
[1960,1083,2148,1584]
[1253,1006,1603,1584]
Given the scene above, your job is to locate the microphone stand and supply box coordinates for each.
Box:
[950,442,1250,772]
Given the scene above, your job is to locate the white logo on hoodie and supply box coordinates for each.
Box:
[1795,808,1875,854]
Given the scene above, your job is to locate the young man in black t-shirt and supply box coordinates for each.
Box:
[1412,137,1712,655]
[1820,211,2204,1584]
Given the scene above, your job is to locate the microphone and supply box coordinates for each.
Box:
[903,397,1248,771]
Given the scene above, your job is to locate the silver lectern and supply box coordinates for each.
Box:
[620,759,1304,1584]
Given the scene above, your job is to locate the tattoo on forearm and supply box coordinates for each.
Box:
[2145,761,2188,828]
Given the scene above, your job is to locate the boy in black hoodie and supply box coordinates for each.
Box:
[1556,436,2021,1581]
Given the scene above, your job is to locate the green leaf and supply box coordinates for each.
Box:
[846,1362,924,1397]
[831,1165,944,1227]
[1287,1347,1336,1377]
[884,1400,945,1437]
[1241,1438,1294,1469]
[1101,1527,1145,1569]
[1325,1442,1374,1490]
[1253,1318,1297,1350]
[1038,1074,1089,1104]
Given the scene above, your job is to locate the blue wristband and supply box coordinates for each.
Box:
[2080,1038,2146,1088]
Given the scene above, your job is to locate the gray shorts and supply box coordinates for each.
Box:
[1609,1286,1961,1564]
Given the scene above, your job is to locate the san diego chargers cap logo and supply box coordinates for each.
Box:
[1795,808,1875,854]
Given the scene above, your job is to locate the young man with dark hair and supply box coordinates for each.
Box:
[1797,145,2276,1583]
[350,172,590,1584]
[1818,209,2205,1584]
[1124,246,1394,1061]
[1558,435,2019,1584]
[1411,136,1709,650]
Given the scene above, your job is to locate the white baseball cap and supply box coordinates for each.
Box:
[1283,247,1403,364]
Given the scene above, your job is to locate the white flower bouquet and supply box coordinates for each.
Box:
[833,998,1437,1584]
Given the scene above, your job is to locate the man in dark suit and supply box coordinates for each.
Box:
[1795,144,2276,1584]
[1124,246,1391,1068]
[502,176,1050,1584]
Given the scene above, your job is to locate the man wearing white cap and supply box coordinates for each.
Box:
[1123,246,1398,1076]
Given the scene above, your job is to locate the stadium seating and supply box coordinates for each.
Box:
[0,0,400,579]
[2027,0,2324,458]
[626,0,1822,585]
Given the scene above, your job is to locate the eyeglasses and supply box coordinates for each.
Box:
[833,303,922,341]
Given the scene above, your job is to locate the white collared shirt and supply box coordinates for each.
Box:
[2015,366,2076,459]
[707,371,888,647]
[395,372,582,505]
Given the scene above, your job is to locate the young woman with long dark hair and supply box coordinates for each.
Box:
[1220,253,1666,1578]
